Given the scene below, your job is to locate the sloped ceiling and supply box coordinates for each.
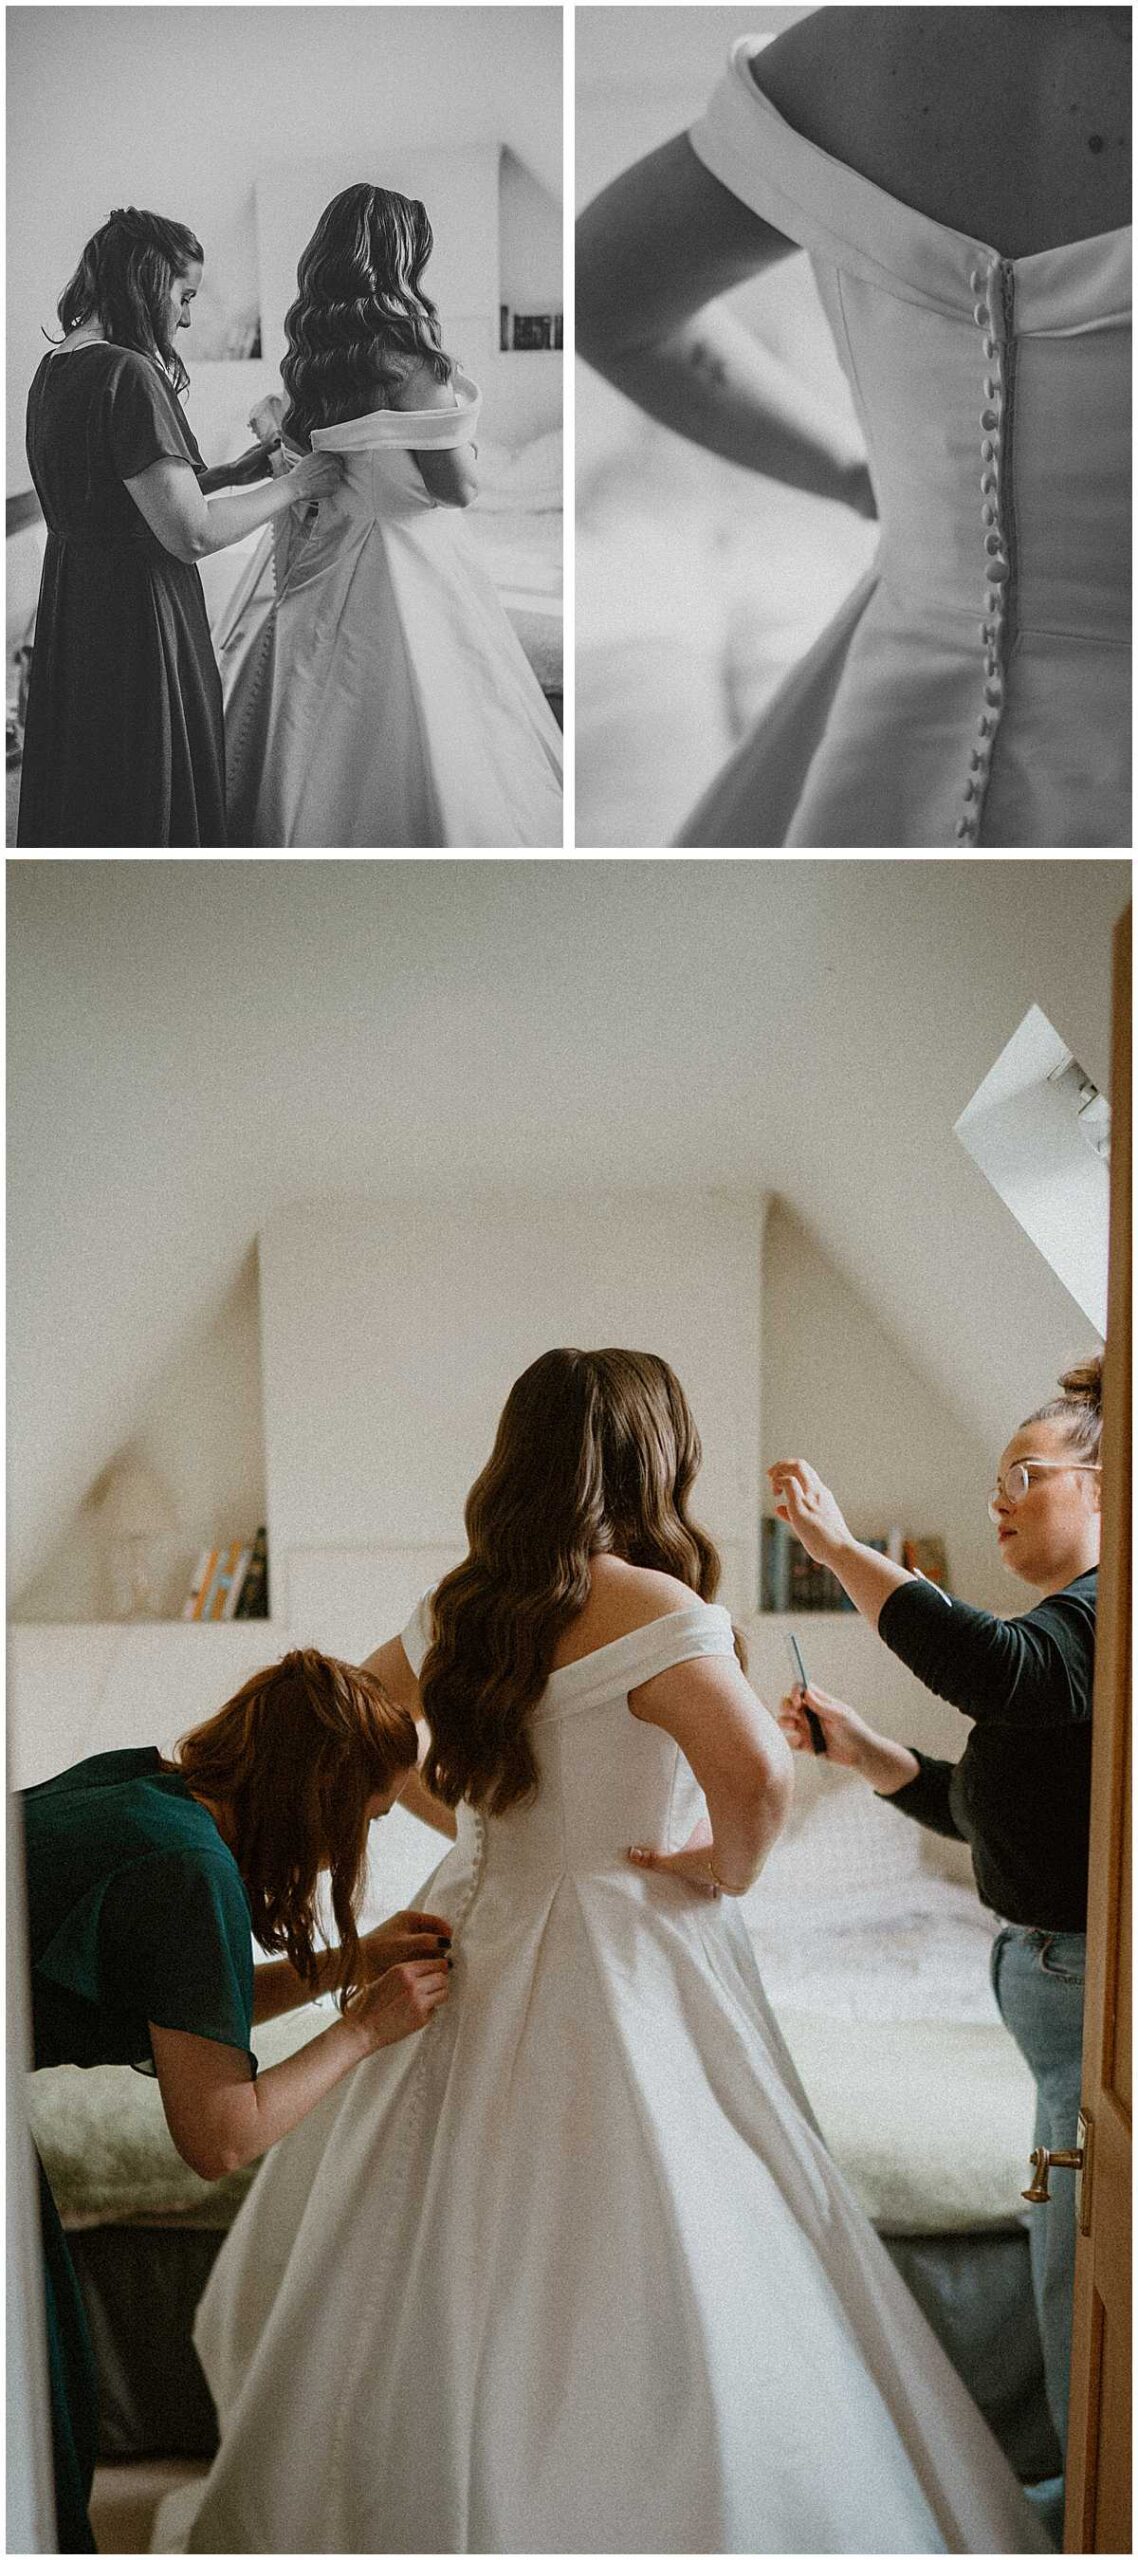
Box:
[8,859,1128,1602]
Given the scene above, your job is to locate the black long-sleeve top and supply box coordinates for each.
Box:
[877,1569,1097,1930]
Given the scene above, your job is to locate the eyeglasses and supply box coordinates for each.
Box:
[987,1460,1102,1522]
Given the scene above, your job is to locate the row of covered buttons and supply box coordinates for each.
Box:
[956,259,1010,844]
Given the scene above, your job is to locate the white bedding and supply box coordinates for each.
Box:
[745,1761,1037,2233]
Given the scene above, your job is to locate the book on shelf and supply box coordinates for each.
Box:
[760,1518,890,1612]
[181,1547,217,1620]
[181,1531,269,1621]
[903,1536,950,1589]
[198,1541,249,1621]
[233,1526,270,1619]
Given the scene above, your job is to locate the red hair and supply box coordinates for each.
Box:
[176,1650,417,2000]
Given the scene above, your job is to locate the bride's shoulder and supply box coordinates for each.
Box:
[387,355,458,414]
[551,1558,704,1672]
[748,8,905,118]
[588,1556,705,1626]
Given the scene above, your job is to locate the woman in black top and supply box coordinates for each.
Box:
[768,1355,1102,2509]
[18,206,339,848]
[19,1648,452,2551]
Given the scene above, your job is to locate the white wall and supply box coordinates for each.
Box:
[7,5,561,490]
[260,1190,766,1623]
[762,1200,1007,1613]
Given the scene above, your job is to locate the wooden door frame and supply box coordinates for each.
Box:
[1064,904,1131,2554]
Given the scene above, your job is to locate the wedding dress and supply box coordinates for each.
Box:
[161,1599,1047,2555]
[222,372,563,848]
[677,44,1131,848]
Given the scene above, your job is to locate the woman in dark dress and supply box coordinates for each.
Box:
[18,206,339,848]
[19,1647,454,2551]
[769,1354,1102,2538]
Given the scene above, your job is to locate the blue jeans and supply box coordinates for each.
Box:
[990,1925,1086,2457]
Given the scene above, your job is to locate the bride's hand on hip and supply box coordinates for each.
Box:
[345,1957,450,2052]
[358,1909,453,1980]
[840,457,878,520]
[628,1819,720,1899]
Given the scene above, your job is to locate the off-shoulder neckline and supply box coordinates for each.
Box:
[737,40,1132,270]
[546,1599,732,1684]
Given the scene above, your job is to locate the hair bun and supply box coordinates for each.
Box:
[1059,1351,1104,1410]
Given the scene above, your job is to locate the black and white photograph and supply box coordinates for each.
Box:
[576,6,1131,848]
[8,857,1131,2555]
[7,6,563,848]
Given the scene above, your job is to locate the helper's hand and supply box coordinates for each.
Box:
[628,1818,720,1899]
[777,1682,874,1770]
[249,393,285,445]
[767,1460,852,1564]
[285,448,342,504]
[345,1958,450,2052]
[357,1910,453,1980]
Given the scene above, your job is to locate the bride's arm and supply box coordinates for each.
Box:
[361,1634,459,1840]
[577,135,873,515]
[389,359,479,510]
[627,1652,794,1893]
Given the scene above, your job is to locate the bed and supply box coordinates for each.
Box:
[25,1759,1058,2481]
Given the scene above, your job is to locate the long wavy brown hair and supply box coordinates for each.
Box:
[175,1650,417,2000]
[280,182,451,450]
[421,1348,736,1817]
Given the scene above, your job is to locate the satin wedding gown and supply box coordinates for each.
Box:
[160,1596,1047,2556]
[222,371,563,848]
[677,43,1131,848]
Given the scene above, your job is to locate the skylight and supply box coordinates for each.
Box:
[955,1006,1110,1333]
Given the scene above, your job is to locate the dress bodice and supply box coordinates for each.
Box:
[403,1596,735,1899]
[311,367,481,527]
[680,43,1131,848]
[691,45,1130,646]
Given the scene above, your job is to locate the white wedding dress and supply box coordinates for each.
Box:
[162,1599,1048,2555]
[676,43,1131,847]
[222,372,563,848]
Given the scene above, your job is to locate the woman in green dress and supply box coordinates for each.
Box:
[19,1647,454,2552]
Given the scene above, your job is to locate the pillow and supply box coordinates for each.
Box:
[751,1761,947,1930]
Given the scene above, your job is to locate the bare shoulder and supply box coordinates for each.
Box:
[388,356,457,414]
[589,1554,702,1619]
[746,8,930,135]
[551,1555,703,1669]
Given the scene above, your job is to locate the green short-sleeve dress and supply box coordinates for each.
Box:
[20,1747,256,2552]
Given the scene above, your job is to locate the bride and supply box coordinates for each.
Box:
[163,1349,1047,2555]
[222,182,563,848]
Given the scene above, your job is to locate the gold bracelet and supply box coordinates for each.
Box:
[707,1855,741,1895]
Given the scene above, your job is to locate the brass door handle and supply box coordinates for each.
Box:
[1022,2146,1082,2203]
[1021,2111,1093,2230]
